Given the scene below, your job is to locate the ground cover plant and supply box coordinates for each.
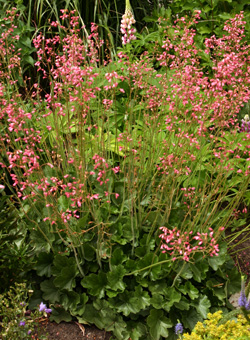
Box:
[0,282,51,340]
[1,3,250,340]
[175,276,250,339]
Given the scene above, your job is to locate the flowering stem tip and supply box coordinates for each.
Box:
[120,0,136,45]
[175,322,183,335]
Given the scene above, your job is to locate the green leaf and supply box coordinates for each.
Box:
[198,26,212,35]
[147,309,172,340]
[52,255,77,276]
[114,286,150,316]
[208,243,227,270]
[107,264,126,291]
[111,248,127,266]
[81,305,104,328]
[137,253,159,278]
[195,295,211,318]
[127,322,147,340]
[164,287,182,307]
[58,195,70,211]
[174,297,190,311]
[20,36,32,48]
[181,308,203,330]
[23,55,35,66]
[30,227,55,252]
[60,291,80,311]
[82,243,96,261]
[178,282,199,300]
[151,294,171,311]
[53,265,78,291]
[35,252,53,277]
[70,293,88,317]
[50,307,72,323]
[40,278,61,303]
[81,272,107,298]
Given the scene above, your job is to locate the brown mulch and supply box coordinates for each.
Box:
[39,321,112,340]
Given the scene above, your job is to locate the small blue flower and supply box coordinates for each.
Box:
[19,320,25,326]
[39,302,47,312]
[238,276,250,310]
[45,307,52,313]
[175,322,183,335]
[39,302,52,313]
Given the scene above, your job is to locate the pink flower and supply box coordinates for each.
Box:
[120,2,136,45]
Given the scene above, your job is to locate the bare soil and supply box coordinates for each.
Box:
[39,321,112,340]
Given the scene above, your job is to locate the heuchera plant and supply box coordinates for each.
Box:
[0,5,249,340]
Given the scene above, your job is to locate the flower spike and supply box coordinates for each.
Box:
[120,0,136,45]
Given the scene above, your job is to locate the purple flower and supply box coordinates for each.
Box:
[238,276,250,310]
[39,302,47,312]
[45,307,52,313]
[39,302,52,313]
[19,320,25,326]
[175,322,183,335]
[240,115,250,133]
[238,289,247,308]
[28,330,32,335]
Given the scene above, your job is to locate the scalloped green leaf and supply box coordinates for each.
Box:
[195,295,211,318]
[30,226,55,252]
[115,286,150,316]
[147,309,172,340]
[53,265,78,291]
[178,282,199,300]
[164,286,182,307]
[50,307,72,323]
[111,248,127,266]
[151,294,171,312]
[40,278,61,303]
[60,291,80,311]
[81,272,107,298]
[181,308,203,330]
[127,322,147,340]
[35,252,53,277]
[52,254,77,276]
[107,264,126,291]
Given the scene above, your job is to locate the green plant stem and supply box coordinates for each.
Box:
[171,262,187,288]
[125,258,180,276]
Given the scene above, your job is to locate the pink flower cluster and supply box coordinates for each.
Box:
[120,10,136,45]
[159,226,224,261]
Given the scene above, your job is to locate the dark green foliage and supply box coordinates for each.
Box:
[170,0,250,39]
[0,193,33,293]
[28,206,241,339]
